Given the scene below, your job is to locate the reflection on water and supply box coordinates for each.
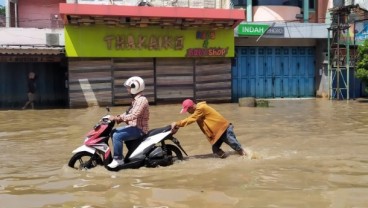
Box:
[1,99,368,208]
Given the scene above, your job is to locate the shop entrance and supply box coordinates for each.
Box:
[0,60,68,109]
[232,47,315,100]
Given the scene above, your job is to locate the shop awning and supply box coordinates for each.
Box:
[0,45,64,55]
[59,3,245,29]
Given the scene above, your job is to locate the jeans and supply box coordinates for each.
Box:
[112,126,144,160]
[212,124,243,154]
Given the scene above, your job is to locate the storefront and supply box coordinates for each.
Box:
[0,47,67,109]
[59,3,244,107]
[232,22,328,101]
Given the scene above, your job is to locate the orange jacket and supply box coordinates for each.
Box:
[175,101,230,145]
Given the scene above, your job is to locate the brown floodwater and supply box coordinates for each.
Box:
[1,99,368,208]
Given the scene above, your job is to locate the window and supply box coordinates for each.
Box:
[308,0,315,10]
[232,0,247,7]
[252,0,315,10]
[299,0,316,11]
[252,0,300,6]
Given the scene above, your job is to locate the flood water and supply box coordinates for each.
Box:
[1,99,368,208]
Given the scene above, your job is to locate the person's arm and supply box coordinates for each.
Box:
[109,113,126,124]
[170,108,203,134]
[176,108,203,127]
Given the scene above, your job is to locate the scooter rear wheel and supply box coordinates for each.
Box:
[68,151,103,170]
[166,144,184,161]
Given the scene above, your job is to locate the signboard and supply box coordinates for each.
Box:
[65,25,234,58]
[265,27,284,36]
[237,24,269,36]
[355,20,368,45]
[237,24,284,37]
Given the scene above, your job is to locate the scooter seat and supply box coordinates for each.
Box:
[146,125,171,137]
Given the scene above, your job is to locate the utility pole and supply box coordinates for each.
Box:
[328,5,357,100]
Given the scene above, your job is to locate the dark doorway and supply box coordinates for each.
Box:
[0,60,68,109]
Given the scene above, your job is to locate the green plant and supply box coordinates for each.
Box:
[356,39,368,93]
[0,6,5,16]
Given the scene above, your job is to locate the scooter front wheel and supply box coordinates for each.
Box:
[68,151,103,170]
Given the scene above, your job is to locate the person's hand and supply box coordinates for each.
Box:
[170,122,179,134]
[108,115,117,121]
[109,115,122,124]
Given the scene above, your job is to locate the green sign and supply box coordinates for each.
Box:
[237,24,269,36]
[65,25,234,58]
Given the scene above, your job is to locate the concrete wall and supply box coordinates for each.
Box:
[0,28,64,45]
[243,0,333,23]
[314,39,329,98]
[235,37,317,47]
[317,0,332,23]
[17,0,64,28]
[253,5,301,22]
[352,0,368,10]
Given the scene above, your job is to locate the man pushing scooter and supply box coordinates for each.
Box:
[171,99,247,159]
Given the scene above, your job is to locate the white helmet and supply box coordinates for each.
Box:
[124,76,145,95]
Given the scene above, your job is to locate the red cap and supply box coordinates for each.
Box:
[180,99,195,114]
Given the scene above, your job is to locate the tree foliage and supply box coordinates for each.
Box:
[0,6,5,16]
[356,39,368,93]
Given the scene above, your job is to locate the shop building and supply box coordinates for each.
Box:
[59,1,244,107]
[231,0,329,100]
[231,0,366,101]
[1,0,244,108]
[0,0,66,109]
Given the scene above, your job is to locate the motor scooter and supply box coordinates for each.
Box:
[68,107,187,171]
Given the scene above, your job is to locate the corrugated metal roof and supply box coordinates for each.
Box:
[59,3,245,29]
[0,45,65,55]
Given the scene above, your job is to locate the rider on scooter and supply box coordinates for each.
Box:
[107,76,150,168]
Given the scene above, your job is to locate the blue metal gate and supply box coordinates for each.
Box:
[232,47,315,101]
